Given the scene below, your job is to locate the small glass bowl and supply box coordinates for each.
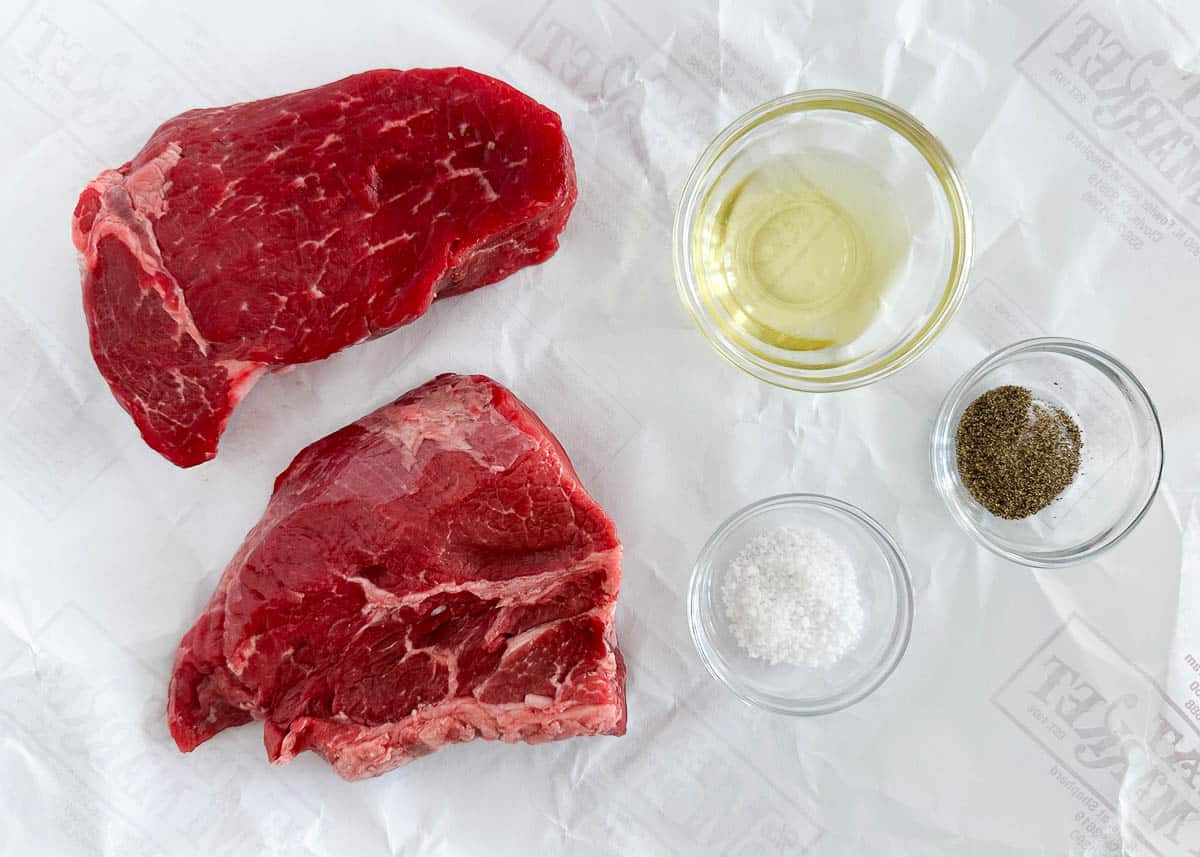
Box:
[931,338,1164,568]
[673,90,973,391]
[688,494,914,715]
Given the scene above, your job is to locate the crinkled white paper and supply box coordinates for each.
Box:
[2,0,1200,854]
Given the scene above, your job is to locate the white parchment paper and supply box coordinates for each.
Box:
[3,0,1200,853]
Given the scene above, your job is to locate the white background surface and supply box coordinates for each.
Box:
[3,0,1200,854]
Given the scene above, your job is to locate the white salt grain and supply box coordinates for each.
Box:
[721,527,865,667]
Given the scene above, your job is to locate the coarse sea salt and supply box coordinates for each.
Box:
[721,527,865,668]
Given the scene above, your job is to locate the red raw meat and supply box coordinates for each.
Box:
[168,374,625,780]
[72,68,576,467]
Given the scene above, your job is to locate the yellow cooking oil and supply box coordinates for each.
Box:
[695,149,910,351]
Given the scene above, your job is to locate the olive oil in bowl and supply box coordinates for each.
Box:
[695,149,911,352]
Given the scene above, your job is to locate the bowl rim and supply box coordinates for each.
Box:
[687,493,915,716]
[930,336,1165,568]
[672,88,974,392]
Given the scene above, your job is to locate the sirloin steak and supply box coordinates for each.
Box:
[168,374,625,780]
[72,68,576,468]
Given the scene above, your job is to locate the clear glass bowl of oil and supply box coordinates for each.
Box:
[674,90,973,391]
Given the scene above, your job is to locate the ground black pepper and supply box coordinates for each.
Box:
[955,385,1083,520]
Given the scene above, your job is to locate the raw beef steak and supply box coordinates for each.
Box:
[168,374,625,780]
[72,68,576,468]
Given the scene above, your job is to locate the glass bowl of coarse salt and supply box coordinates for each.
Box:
[688,493,913,715]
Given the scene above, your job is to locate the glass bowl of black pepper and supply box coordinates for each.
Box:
[930,338,1163,568]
